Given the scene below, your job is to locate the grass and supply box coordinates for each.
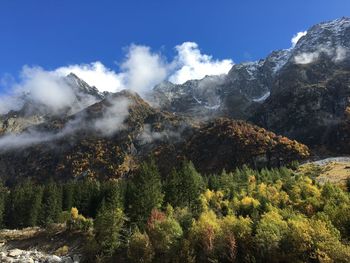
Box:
[299,160,350,189]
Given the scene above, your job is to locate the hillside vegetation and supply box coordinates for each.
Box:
[0,160,349,262]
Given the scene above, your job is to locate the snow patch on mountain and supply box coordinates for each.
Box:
[253,91,270,102]
[268,50,292,74]
[204,103,221,110]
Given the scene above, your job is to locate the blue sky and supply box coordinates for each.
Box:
[0,0,349,93]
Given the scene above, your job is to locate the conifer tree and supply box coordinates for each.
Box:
[0,181,6,228]
[164,161,204,209]
[40,181,62,226]
[62,181,74,211]
[5,181,42,228]
[73,180,100,218]
[94,203,125,256]
[101,180,126,210]
[126,159,163,227]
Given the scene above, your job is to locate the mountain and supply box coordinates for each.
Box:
[0,90,190,183]
[154,118,309,175]
[0,85,308,184]
[1,17,349,183]
[151,76,226,118]
[151,17,350,154]
[150,41,292,120]
[0,73,105,135]
[252,17,350,150]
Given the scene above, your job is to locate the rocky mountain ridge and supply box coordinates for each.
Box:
[0,73,105,135]
[151,17,350,153]
[0,88,308,183]
[0,17,349,182]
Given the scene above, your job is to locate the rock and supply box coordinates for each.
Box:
[46,255,62,263]
[61,256,73,263]
[72,254,80,262]
[2,258,15,263]
[8,249,24,257]
[21,258,34,263]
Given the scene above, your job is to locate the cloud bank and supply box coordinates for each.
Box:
[0,41,234,150]
[55,42,233,92]
[93,96,130,136]
[0,95,132,151]
[0,66,101,115]
[294,45,348,64]
[0,41,233,116]
[55,62,123,93]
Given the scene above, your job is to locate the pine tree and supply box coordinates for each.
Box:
[73,180,100,218]
[164,161,204,209]
[5,180,42,228]
[94,204,125,256]
[62,181,74,211]
[39,181,62,226]
[126,159,163,227]
[101,180,126,210]
[0,181,6,228]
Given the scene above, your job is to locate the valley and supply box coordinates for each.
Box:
[0,16,350,263]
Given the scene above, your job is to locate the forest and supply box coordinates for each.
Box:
[1,160,350,263]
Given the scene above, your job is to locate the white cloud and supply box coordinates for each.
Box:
[138,124,183,145]
[19,66,76,112]
[54,45,168,95]
[93,96,130,136]
[0,96,22,115]
[119,45,168,95]
[55,42,232,91]
[0,67,78,115]
[0,96,132,150]
[294,45,347,65]
[169,42,233,84]
[0,116,82,151]
[335,46,347,62]
[0,42,234,115]
[294,51,320,64]
[56,62,124,93]
[0,66,102,115]
[291,31,307,47]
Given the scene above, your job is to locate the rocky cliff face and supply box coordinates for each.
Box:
[150,49,289,120]
[252,17,350,150]
[151,17,350,154]
[251,59,350,147]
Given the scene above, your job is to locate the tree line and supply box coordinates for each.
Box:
[1,160,350,262]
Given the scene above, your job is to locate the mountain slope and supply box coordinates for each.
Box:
[154,118,309,175]
[0,90,189,183]
[0,73,105,135]
[252,17,350,150]
[1,17,349,183]
[0,87,308,183]
[152,17,350,154]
